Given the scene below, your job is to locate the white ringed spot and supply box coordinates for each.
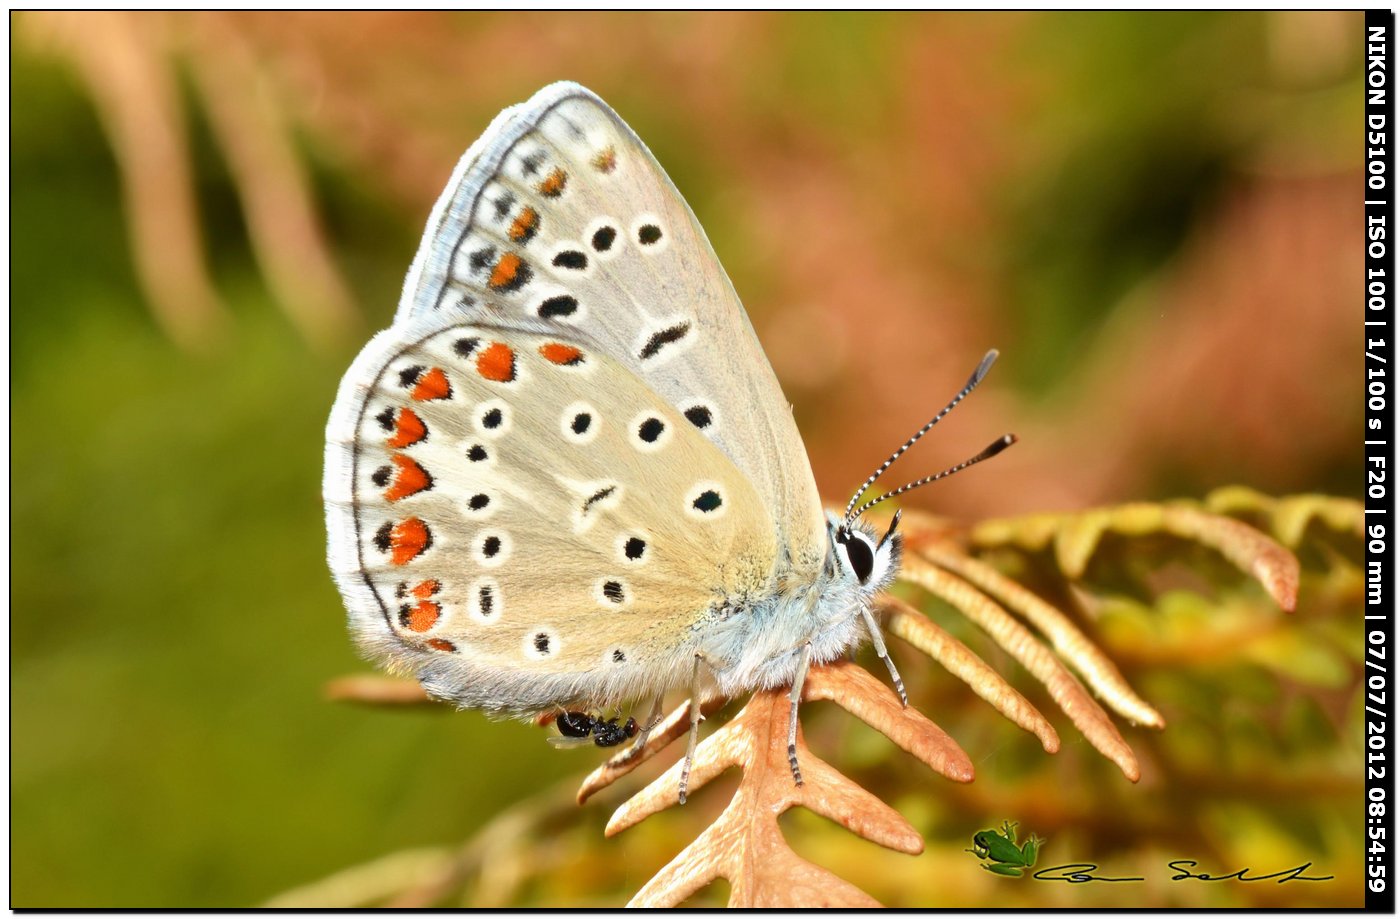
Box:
[533,287,588,325]
[472,528,512,567]
[461,439,496,468]
[561,401,601,445]
[593,576,632,609]
[523,626,561,661]
[547,242,594,279]
[474,398,512,438]
[467,576,502,623]
[463,489,498,519]
[628,410,673,453]
[679,398,719,436]
[616,532,650,565]
[684,481,727,520]
[631,213,669,253]
[584,217,623,262]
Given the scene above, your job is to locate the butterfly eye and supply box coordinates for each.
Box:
[836,528,876,585]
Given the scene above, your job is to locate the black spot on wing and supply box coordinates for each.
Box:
[552,250,588,270]
[469,247,497,273]
[539,295,578,319]
[639,322,691,360]
[583,485,616,512]
[591,226,616,251]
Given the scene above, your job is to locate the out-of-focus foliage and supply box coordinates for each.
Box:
[11,11,1363,908]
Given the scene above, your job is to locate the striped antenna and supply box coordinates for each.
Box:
[842,349,1001,522]
[848,434,1017,520]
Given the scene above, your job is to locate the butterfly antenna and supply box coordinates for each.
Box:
[843,349,1001,522]
[850,434,1017,519]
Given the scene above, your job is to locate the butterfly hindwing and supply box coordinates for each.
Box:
[325,321,778,714]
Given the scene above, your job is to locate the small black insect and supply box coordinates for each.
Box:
[590,715,639,748]
[552,711,639,748]
[556,711,595,739]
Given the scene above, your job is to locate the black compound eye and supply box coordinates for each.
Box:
[837,529,876,584]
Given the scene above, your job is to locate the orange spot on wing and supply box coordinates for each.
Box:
[489,253,523,290]
[427,638,456,652]
[390,517,431,565]
[411,579,440,599]
[411,367,452,401]
[539,343,583,366]
[384,454,433,501]
[508,207,539,243]
[537,167,567,197]
[591,146,617,173]
[406,600,442,632]
[388,408,427,447]
[476,342,516,382]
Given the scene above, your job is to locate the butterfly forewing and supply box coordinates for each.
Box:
[327,322,777,714]
[392,83,826,578]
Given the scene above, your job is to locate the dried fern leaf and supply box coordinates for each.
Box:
[1203,486,1364,548]
[803,660,974,781]
[914,543,1164,729]
[630,798,883,907]
[879,594,1060,752]
[969,500,1300,611]
[606,662,965,907]
[897,554,1141,781]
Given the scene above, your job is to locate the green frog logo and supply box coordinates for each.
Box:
[967,821,1043,877]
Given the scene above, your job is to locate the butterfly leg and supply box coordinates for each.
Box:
[678,653,709,805]
[609,694,664,767]
[787,641,813,786]
[860,605,907,706]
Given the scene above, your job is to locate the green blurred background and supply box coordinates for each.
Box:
[12,11,1365,907]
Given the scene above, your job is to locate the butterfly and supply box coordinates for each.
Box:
[323,82,1013,800]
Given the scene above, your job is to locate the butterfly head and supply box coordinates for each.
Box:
[828,349,1018,600]
[828,509,902,595]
